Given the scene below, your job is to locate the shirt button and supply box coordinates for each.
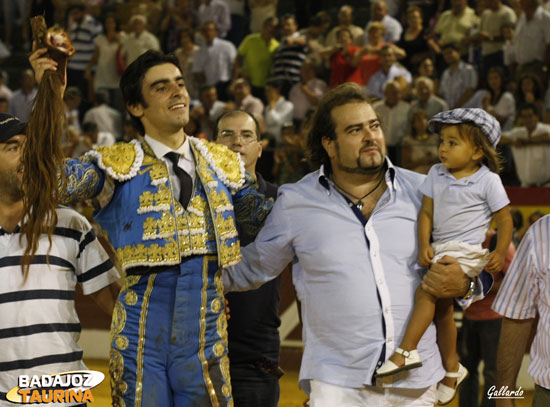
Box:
[377,279,383,285]
[384,307,389,313]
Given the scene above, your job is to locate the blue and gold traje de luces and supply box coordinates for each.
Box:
[60,137,271,272]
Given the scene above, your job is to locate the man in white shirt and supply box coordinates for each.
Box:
[82,121,116,148]
[231,78,264,115]
[198,0,232,39]
[510,0,550,81]
[121,14,161,65]
[190,85,228,139]
[493,215,550,407]
[0,113,121,404]
[474,0,516,83]
[63,86,82,133]
[83,90,122,140]
[408,76,449,122]
[372,80,409,163]
[366,46,412,100]
[439,43,478,108]
[501,103,550,186]
[8,70,36,122]
[288,60,327,126]
[193,21,237,100]
[264,80,293,143]
[368,0,402,43]
[325,5,364,47]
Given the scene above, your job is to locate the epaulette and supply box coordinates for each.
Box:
[190,137,245,192]
[84,140,144,181]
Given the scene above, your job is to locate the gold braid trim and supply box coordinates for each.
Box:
[190,137,245,192]
[199,256,219,407]
[85,140,143,181]
[135,274,156,407]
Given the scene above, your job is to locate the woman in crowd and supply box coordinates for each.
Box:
[85,13,125,110]
[174,29,199,100]
[463,66,515,130]
[324,28,361,88]
[351,21,405,86]
[415,56,439,95]
[396,6,439,72]
[515,73,545,121]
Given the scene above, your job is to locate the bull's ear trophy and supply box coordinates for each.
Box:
[21,16,75,276]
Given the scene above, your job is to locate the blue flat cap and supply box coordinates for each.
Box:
[427,108,501,147]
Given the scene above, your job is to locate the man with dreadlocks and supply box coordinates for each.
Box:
[29,45,273,406]
[0,113,121,404]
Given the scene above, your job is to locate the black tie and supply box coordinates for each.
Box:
[165,152,193,208]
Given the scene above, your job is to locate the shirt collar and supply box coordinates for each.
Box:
[144,134,192,161]
[274,96,285,107]
[318,159,397,192]
[437,163,490,184]
[456,61,468,70]
[0,224,20,236]
[206,38,220,47]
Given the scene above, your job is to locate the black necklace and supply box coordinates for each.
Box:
[332,174,385,210]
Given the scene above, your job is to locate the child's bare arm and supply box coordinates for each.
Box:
[486,205,514,273]
[418,195,434,267]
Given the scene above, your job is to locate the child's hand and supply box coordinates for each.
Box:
[486,251,504,273]
[418,245,434,267]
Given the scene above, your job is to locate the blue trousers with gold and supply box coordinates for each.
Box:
[110,255,232,407]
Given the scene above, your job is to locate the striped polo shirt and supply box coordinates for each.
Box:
[67,15,102,72]
[0,206,119,403]
[271,33,307,86]
[493,215,550,390]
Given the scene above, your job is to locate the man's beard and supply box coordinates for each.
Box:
[335,140,386,175]
[0,167,24,202]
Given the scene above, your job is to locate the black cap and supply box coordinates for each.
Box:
[0,113,26,143]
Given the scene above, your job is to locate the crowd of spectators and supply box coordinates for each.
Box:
[1,0,550,187]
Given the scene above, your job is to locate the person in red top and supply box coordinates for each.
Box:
[323,28,360,88]
[458,229,516,407]
[348,22,406,87]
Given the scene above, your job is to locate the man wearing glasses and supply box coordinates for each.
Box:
[214,110,282,407]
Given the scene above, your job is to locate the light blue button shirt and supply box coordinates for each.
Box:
[224,162,454,392]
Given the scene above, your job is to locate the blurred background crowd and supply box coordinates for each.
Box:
[1,2,549,405]
[0,0,549,187]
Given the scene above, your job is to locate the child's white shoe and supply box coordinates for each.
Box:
[437,363,468,405]
[375,347,422,378]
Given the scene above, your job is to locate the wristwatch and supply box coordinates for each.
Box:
[462,277,476,300]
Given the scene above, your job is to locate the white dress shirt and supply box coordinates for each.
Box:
[144,134,196,200]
